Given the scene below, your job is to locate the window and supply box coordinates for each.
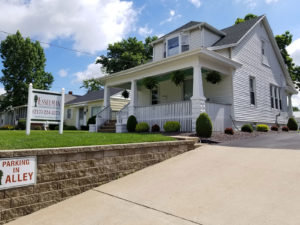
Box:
[151,87,159,105]
[67,109,72,119]
[270,86,274,108]
[278,88,282,110]
[181,34,189,52]
[163,42,166,58]
[91,106,102,117]
[270,84,282,110]
[167,37,179,57]
[261,40,265,55]
[183,79,193,100]
[249,77,256,105]
[274,87,278,109]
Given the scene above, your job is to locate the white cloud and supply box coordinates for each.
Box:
[138,25,153,37]
[266,0,279,3]
[287,38,300,66]
[58,69,68,78]
[73,61,103,83]
[188,0,202,8]
[235,0,257,9]
[292,94,300,108]
[160,10,182,25]
[0,0,137,54]
[0,88,6,95]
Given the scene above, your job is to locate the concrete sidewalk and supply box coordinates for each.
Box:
[7,145,300,225]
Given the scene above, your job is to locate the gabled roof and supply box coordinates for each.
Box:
[213,15,264,47]
[67,88,123,105]
[160,21,202,39]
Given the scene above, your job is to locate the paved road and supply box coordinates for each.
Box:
[8,145,300,225]
[220,132,300,149]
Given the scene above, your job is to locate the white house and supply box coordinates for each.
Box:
[97,15,297,133]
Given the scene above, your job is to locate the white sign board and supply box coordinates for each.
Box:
[31,92,62,120]
[26,83,65,135]
[0,157,37,190]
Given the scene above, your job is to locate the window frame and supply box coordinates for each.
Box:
[66,108,72,119]
[249,77,256,106]
[270,84,282,111]
[164,33,190,58]
[91,106,103,117]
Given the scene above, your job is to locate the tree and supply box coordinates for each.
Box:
[81,78,103,92]
[293,106,299,111]
[96,36,158,74]
[235,14,258,24]
[0,31,53,109]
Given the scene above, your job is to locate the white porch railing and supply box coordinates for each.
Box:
[95,106,112,130]
[135,101,192,132]
[205,102,232,131]
[116,103,129,125]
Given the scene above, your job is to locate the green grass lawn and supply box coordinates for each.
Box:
[0,130,175,150]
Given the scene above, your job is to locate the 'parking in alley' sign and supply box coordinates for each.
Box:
[0,157,37,190]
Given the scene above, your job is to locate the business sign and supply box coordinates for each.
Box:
[31,92,61,120]
[26,83,65,135]
[0,157,37,190]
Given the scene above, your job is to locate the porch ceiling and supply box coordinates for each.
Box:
[100,48,242,86]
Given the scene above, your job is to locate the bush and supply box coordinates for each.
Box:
[87,116,96,125]
[49,124,57,130]
[0,125,14,130]
[151,124,160,132]
[256,124,269,132]
[135,122,150,133]
[241,124,253,133]
[196,113,212,138]
[127,115,137,132]
[16,119,26,130]
[224,127,234,135]
[33,126,43,130]
[163,121,180,133]
[271,125,278,131]
[282,126,289,132]
[287,117,298,131]
[80,125,89,131]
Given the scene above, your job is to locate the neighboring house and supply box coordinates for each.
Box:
[64,88,129,129]
[98,15,297,133]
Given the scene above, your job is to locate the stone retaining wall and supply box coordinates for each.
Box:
[0,140,195,224]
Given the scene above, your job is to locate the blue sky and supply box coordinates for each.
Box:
[0,0,300,104]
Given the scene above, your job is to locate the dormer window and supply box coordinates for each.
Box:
[181,34,189,52]
[167,37,179,57]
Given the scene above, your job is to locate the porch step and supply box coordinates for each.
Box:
[98,120,116,133]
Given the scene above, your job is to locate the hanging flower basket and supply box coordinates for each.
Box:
[205,71,222,84]
[122,89,129,99]
[142,77,158,90]
[171,70,185,86]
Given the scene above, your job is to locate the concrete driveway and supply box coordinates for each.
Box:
[7,145,300,225]
[220,132,300,149]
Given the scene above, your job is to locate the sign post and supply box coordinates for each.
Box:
[26,83,65,135]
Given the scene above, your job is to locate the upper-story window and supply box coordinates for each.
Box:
[249,77,256,105]
[261,40,265,55]
[261,39,270,66]
[181,34,189,52]
[167,37,179,57]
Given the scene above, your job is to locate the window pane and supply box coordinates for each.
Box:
[91,106,102,117]
[168,37,179,56]
[250,92,255,105]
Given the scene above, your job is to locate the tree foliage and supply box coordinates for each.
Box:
[235,14,258,24]
[96,36,158,74]
[0,31,53,109]
[81,78,103,92]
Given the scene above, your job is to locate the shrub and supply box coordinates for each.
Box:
[287,117,298,131]
[49,124,57,130]
[224,127,234,135]
[151,124,160,132]
[0,125,14,130]
[135,122,150,133]
[65,125,77,130]
[80,125,89,130]
[256,124,269,132]
[33,126,43,130]
[241,124,253,133]
[87,116,96,125]
[196,113,213,138]
[163,121,180,133]
[282,126,289,132]
[127,115,137,132]
[16,119,26,130]
[271,125,278,131]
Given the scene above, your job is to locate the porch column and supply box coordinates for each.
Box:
[128,80,137,116]
[191,61,206,131]
[103,85,110,107]
[288,94,293,117]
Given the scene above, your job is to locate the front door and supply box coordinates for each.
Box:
[78,108,84,128]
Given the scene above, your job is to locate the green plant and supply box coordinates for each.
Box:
[122,89,129,99]
[33,126,43,130]
[241,124,253,133]
[151,124,160,132]
[271,125,278,131]
[80,125,89,131]
[135,122,150,133]
[142,77,158,90]
[171,70,185,86]
[16,119,26,130]
[256,124,269,132]
[282,126,289,132]
[87,116,96,125]
[54,125,77,130]
[196,113,213,138]
[163,121,180,132]
[287,117,298,131]
[224,128,234,135]
[0,125,14,130]
[205,71,222,84]
[127,115,137,132]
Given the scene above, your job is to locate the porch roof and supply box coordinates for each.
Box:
[99,48,242,84]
